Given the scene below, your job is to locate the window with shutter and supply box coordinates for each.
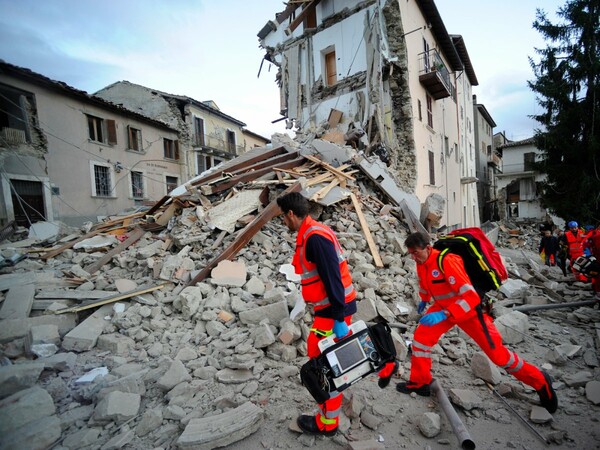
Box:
[107,119,117,145]
[428,151,435,185]
[128,126,142,151]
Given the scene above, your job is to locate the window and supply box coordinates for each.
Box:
[128,126,142,151]
[417,100,422,121]
[227,129,236,153]
[197,154,211,174]
[428,151,435,185]
[0,85,32,144]
[303,3,317,29]
[131,171,144,199]
[325,49,337,86]
[423,38,430,71]
[194,117,205,146]
[87,115,117,144]
[164,138,179,160]
[92,164,112,197]
[524,152,536,171]
[166,176,178,194]
[426,95,433,128]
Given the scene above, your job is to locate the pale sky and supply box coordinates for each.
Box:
[0,0,564,141]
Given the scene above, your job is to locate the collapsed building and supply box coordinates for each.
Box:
[0,135,599,449]
[257,0,484,231]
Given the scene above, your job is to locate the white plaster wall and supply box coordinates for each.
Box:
[1,74,181,226]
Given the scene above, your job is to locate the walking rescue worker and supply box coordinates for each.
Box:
[397,232,558,414]
[565,221,587,281]
[277,192,397,436]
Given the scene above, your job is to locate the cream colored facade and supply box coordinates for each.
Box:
[0,62,181,227]
[96,82,270,180]
[258,0,480,229]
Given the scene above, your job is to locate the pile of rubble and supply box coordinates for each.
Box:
[1,136,599,450]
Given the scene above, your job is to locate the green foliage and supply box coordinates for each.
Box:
[528,0,600,223]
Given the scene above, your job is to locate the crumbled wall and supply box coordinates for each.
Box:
[381,0,417,194]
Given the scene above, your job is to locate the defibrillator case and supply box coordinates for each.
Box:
[573,255,600,278]
[300,320,396,402]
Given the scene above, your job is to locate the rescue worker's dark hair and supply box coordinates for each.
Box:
[277,192,310,218]
[405,232,431,249]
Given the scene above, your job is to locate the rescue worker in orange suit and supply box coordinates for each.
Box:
[277,192,397,436]
[585,223,600,298]
[397,232,558,414]
[565,221,588,281]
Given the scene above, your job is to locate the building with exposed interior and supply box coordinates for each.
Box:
[257,0,482,229]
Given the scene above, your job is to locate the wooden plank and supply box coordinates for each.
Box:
[303,154,356,181]
[185,181,303,287]
[83,227,145,275]
[53,283,167,314]
[350,193,383,268]
[146,195,171,216]
[40,229,102,260]
[210,157,306,194]
[156,203,178,227]
[285,0,321,34]
[311,178,340,201]
[35,290,115,300]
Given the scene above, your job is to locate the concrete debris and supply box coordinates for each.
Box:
[0,146,598,449]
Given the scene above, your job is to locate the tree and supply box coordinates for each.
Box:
[528,0,600,223]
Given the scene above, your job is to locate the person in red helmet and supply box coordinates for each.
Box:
[277,192,397,436]
[397,232,558,414]
[565,221,588,281]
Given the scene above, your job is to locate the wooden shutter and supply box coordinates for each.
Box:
[107,120,117,145]
[174,140,180,160]
[428,151,435,185]
[326,51,337,86]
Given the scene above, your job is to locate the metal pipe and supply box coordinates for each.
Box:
[430,379,476,450]
[513,299,598,313]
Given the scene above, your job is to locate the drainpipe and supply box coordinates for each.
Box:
[430,379,476,450]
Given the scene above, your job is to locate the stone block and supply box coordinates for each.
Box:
[157,360,191,391]
[353,298,378,322]
[177,401,263,450]
[0,362,45,399]
[62,304,112,352]
[63,427,101,449]
[471,352,502,385]
[0,313,77,344]
[0,284,35,319]
[97,333,135,355]
[39,352,77,372]
[26,324,61,357]
[93,391,141,424]
[494,310,528,344]
[0,386,55,434]
[136,407,163,437]
[210,260,247,287]
[238,300,289,326]
[0,414,61,450]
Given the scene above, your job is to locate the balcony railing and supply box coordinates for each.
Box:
[193,134,245,156]
[0,127,27,145]
[488,153,502,168]
[418,49,452,100]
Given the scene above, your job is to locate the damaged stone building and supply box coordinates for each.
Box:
[258,0,487,230]
[0,63,270,229]
[96,82,270,182]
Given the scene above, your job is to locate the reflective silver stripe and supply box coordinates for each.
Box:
[412,341,432,352]
[456,299,471,313]
[458,283,475,294]
[502,352,516,369]
[324,407,341,418]
[412,350,432,358]
[313,298,331,307]
[300,269,319,279]
[506,358,524,373]
[419,288,428,294]
[345,285,355,296]
[432,292,455,300]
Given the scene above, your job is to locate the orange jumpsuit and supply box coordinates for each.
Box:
[293,216,356,432]
[566,228,588,281]
[409,248,547,391]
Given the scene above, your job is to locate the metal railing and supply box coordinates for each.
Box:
[0,127,27,145]
[193,133,245,155]
[419,49,452,95]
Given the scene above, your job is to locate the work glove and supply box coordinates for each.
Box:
[419,311,447,326]
[332,320,349,338]
[417,301,427,314]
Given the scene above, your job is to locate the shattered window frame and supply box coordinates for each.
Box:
[163,138,179,160]
[87,114,105,143]
[127,126,142,151]
[165,175,178,194]
[91,162,113,197]
[130,170,144,199]
[0,83,32,143]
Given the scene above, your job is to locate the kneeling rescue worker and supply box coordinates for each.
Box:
[398,232,558,414]
[277,192,398,436]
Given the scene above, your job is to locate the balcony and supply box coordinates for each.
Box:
[193,134,245,157]
[418,49,452,100]
[1,127,27,145]
[487,153,502,168]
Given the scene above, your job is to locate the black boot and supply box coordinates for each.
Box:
[537,371,558,413]
[296,415,337,436]
[396,381,431,396]
[378,361,399,388]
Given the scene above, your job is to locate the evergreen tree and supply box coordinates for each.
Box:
[528,0,600,223]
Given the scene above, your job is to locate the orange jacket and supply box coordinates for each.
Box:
[416,248,480,322]
[292,216,356,312]
[565,228,586,258]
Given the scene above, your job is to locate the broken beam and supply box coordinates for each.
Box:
[83,227,145,275]
[350,193,383,268]
[185,181,302,287]
[40,229,102,260]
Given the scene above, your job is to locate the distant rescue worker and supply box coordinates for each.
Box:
[397,232,558,414]
[539,229,558,266]
[276,192,397,436]
[585,223,600,298]
[565,221,587,281]
[556,229,569,277]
